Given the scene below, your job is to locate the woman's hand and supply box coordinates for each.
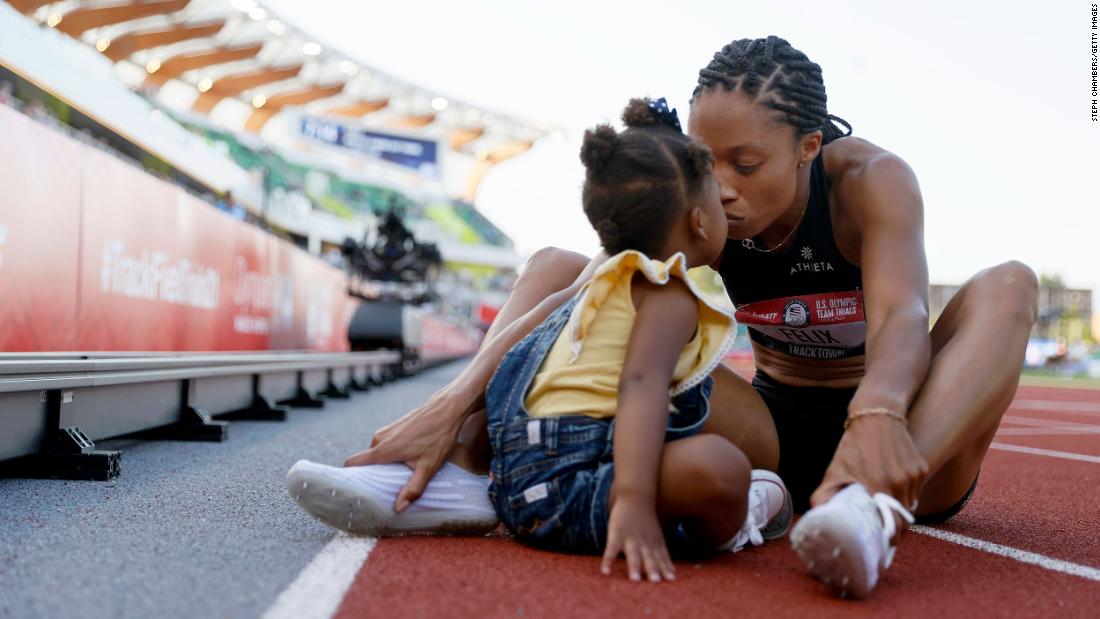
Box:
[600,497,676,583]
[343,388,472,512]
[810,415,929,512]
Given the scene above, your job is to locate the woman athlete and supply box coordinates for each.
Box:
[300,36,1037,599]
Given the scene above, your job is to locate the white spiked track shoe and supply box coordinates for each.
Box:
[789,483,914,599]
[287,460,499,536]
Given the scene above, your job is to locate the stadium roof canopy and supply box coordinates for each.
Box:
[6,0,556,199]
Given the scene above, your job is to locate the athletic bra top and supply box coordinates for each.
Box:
[717,151,866,360]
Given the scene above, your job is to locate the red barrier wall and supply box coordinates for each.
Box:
[418,314,480,361]
[0,104,365,352]
[0,106,82,350]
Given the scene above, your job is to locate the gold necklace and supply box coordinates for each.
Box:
[740,200,810,253]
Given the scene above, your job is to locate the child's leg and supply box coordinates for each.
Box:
[624,433,753,548]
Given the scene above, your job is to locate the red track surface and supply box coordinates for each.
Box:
[330,383,1100,617]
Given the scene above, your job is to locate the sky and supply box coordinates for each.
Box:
[265,0,1099,297]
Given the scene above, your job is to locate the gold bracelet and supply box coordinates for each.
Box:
[844,407,908,429]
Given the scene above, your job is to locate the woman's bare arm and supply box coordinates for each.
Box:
[812,151,931,509]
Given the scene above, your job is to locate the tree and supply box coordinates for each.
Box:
[1039,273,1065,288]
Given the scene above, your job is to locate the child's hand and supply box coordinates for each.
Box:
[600,497,676,582]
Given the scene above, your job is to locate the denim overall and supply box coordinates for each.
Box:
[485,295,714,554]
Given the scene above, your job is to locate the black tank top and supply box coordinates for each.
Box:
[717,151,866,360]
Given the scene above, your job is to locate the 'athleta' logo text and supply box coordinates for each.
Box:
[790,261,835,275]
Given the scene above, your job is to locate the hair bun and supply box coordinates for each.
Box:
[622,97,682,132]
[620,98,660,129]
[579,124,618,173]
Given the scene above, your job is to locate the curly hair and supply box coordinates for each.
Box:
[693,36,852,144]
[580,98,714,257]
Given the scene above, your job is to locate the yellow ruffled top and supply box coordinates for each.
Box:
[524,250,736,419]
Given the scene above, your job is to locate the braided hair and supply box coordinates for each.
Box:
[580,98,714,258]
[692,36,852,144]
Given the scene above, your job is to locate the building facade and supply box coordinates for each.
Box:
[929,282,1094,343]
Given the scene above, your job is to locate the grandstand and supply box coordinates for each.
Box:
[0,0,554,479]
[0,0,552,333]
[1,0,546,243]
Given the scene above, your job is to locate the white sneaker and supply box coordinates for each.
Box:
[789,483,915,599]
[724,469,793,552]
[287,460,499,536]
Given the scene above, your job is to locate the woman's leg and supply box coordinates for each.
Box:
[782,262,1035,599]
[481,247,591,345]
[906,261,1039,516]
[701,365,780,471]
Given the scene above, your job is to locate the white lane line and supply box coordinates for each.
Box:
[1000,416,1100,433]
[911,526,1100,582]
[997,428,1100,436]
[1012,400,1100,415]
[1003,415,1100,429]
[263,534,377,619]
[990,442,1100,464]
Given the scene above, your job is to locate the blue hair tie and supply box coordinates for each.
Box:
[648,97,682,132]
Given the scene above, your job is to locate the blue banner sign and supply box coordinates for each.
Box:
[299,116,439,177]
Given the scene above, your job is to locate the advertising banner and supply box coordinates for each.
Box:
[0,105,81,351]
[1,106,358,352]
[298,116,440,179]
[418,314,479,362]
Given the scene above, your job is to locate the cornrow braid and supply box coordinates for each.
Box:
[580,98,714,258]
[692,35,852,143]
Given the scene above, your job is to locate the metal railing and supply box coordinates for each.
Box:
[0,350,403,481]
